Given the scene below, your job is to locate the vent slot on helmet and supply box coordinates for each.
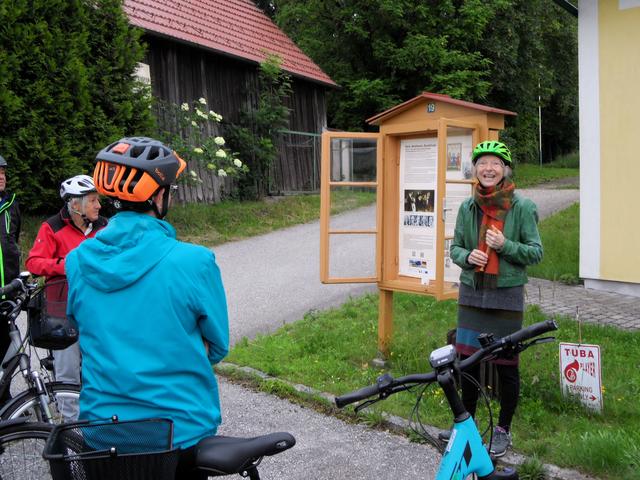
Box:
[125,169,144,194]
[147,146,160,161]
[130,146,146,159]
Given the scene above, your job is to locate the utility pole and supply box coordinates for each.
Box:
[538,79,543,167]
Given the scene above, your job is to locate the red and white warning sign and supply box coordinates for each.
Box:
[559,343,603,412]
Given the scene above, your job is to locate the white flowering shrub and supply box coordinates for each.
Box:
[156,98,249,183]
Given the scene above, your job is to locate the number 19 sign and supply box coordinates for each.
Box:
[559,343,603,412]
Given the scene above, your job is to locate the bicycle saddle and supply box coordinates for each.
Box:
[195,432,295,475]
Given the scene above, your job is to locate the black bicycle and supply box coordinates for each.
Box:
[335,320,558,479]
[0,274,80,424]
[42,416,295,480]
[0,416,53,479]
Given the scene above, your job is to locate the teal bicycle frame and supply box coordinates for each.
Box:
[336,319,558,480]
[435,366,515,480]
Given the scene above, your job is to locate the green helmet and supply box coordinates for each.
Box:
[471,141,512,166]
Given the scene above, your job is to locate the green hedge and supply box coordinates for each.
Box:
[0,0,153,212]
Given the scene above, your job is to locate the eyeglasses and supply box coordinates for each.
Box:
[475,159,504,168]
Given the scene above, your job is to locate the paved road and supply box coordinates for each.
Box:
[211,186,580,479]
[5,185,581,479]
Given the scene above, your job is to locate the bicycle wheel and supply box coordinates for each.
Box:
[0,420,52,479]
[1,382,80,424]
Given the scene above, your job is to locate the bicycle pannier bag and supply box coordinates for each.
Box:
[27,278,78,350]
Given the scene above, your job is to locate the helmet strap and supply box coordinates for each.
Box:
[150,187,171,219]
[67,198,93,233]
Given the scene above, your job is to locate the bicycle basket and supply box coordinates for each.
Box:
[27,278,78,350]
[43,417,180,480]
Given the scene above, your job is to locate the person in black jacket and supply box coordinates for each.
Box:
[0,153,21,404]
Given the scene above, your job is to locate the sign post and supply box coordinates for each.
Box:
[559,342,603,412]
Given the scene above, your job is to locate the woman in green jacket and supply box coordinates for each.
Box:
[448,141,542,457]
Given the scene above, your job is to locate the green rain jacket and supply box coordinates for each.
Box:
[450,192,543,289]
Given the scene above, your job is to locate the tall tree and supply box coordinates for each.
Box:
[271,0,578,162]
[275,0,498,131]
[479,0,578,163]
[0,0,152,211]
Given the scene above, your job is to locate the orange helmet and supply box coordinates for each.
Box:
[94,137,186,203]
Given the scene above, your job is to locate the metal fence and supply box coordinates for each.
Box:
[269,130,321,195]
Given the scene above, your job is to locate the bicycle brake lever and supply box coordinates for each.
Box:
[354,397,381,414]
[526,336,556,346]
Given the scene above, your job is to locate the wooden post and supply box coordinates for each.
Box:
[377,289,394,358]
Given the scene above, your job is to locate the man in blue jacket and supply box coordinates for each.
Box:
[66,137,229,479]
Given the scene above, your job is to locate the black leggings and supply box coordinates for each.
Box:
[460,356,520,431]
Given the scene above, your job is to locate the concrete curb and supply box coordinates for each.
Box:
[217,362,600,480]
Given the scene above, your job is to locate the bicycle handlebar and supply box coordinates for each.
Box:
[335,319,558,408]
[0,278,25,298]
[335,384,383,409]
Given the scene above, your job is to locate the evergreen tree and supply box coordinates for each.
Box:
[0,0,151,211]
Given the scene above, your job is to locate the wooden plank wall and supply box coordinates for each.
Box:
[144,36,328,202]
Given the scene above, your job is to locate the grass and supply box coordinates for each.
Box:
[226,293,640,479]
[513,163,579,189]
[165,189,374,245]
[528,203,580,284]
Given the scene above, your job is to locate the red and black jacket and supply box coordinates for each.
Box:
[26,207,108,278]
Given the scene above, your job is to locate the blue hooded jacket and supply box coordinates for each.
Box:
[65,211,229,448]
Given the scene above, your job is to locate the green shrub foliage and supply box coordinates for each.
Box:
[0,0,152,212]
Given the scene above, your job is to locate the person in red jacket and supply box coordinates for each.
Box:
[26,174,107,420]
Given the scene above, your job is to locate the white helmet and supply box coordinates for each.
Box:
[60,175,97,201]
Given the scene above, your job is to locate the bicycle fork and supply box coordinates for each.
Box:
[436,371,517,480]
[29,370,55,423]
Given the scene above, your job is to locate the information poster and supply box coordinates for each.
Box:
[399,138,438,280]
[444,131,474,283]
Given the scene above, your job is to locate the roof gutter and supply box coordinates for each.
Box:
[552,0,578,17]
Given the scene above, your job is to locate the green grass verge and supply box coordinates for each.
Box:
[513,163,579,189]
[165,189,374,246]
[227,293,640,479]
[528,203,580,284]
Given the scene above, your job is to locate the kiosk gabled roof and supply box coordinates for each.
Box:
[367,92,517,125]
[124,0,337,87]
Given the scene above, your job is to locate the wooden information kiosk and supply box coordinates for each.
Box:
[320,92,516,358]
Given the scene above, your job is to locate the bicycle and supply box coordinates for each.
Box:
[43,416,295,480]
[0,273,80,424]
[0,416,53,479]
[335,319,558,480]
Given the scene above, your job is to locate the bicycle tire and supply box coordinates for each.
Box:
[0,420,52,479]
[1,382,80,424]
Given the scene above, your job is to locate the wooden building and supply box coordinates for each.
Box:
[124,0,337,201]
